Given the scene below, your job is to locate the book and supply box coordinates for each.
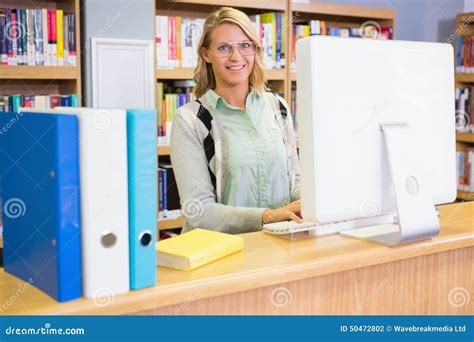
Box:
[26,9,35,66]
[33,9,44,65]
[68,12,77,66]
[457,36,474,73]
[49,10,57,65]
[16,9,24,65]
[0,9,6,64]
[9,9,18,65]
[457,148,474,191]
[156,229,244,270]
[42,8,49,65]
[63,12,69,65]
[56,9,64,66]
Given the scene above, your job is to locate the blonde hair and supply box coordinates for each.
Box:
[193,7,267,98]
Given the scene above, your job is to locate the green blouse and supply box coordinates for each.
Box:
[203,89,290,210]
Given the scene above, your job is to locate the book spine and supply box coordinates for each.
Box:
[181,18,190,68]
[173,16,178,67]
[14,9,22,65]
[23,94,34,107]
[27,9,35,66]
[42,8,49,66]
[50,94,60,108]
[163,168,168,217]
[49,10,57,66]
[70,94,78,107]
[5,95,11,111]
[158,169,163,214]
[60,95,71,107]
[0,9,6,64]
[276,12,281,68]
[47,10,52,66]
[464,150,469,190]
[33,9,44,65]
[157,15,164,67]
[470,150,474,191]
[11,94,21,112]
[68,12,76,66]
[56,10,63,66]
[63,12,69,66]
[9,9,17,65]
[21,9,27,65]
[168,16,174,68]
[162,99,166,139]
[157,82,163,137]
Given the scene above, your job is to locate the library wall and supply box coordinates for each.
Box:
[466,0,474,12]
[81,0,155,106]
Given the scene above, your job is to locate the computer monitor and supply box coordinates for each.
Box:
[296,36,457,246]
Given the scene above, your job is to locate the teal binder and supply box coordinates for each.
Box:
[127,109,158,289]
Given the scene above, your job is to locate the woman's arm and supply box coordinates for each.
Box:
[170,109,266,234]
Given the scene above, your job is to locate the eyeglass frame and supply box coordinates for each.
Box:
[206,40,259,58]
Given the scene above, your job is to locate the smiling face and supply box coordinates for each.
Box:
[201,23,255,90]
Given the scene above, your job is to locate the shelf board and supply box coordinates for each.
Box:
[157,145,170,156]
[156,68,286,80]
[162,0,286,11]
[291,2,395,20]
[265,68,285,80]
[456,73,474,83]
[0,66,79,80]
[158,216,183,230]
[456,133,474,144]
[457,190,474,201]
[156,68,194,80]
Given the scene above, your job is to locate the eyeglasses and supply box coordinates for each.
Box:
[208,41,257,58]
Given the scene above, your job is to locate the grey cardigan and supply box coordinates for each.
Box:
[169,91,301,234]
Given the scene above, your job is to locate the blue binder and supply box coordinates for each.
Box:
[127,109,157,290]
[0,111,82,302]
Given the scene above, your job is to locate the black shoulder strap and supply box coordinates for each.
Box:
[275,93,288,119]
[195,99,217,192]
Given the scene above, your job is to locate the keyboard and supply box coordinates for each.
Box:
[262,213,397,236]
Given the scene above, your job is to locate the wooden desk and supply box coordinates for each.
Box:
[0,202,472,315]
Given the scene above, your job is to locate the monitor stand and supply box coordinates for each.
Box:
[341,123,440,246]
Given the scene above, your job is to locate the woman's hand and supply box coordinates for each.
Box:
[262,200,303,224]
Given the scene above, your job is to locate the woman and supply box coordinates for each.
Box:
[170,7,302,234]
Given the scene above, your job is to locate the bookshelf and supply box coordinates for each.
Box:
[155,0,397,230]
[454,13,474,201]
[287,1,396,107]
[0,0,82,105]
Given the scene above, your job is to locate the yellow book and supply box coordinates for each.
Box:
[303,25,310,37]
[156,229,244,270]
[56,10,64,65]
[260,13,276,66]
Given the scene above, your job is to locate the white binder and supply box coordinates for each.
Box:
[22,107,130,298]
